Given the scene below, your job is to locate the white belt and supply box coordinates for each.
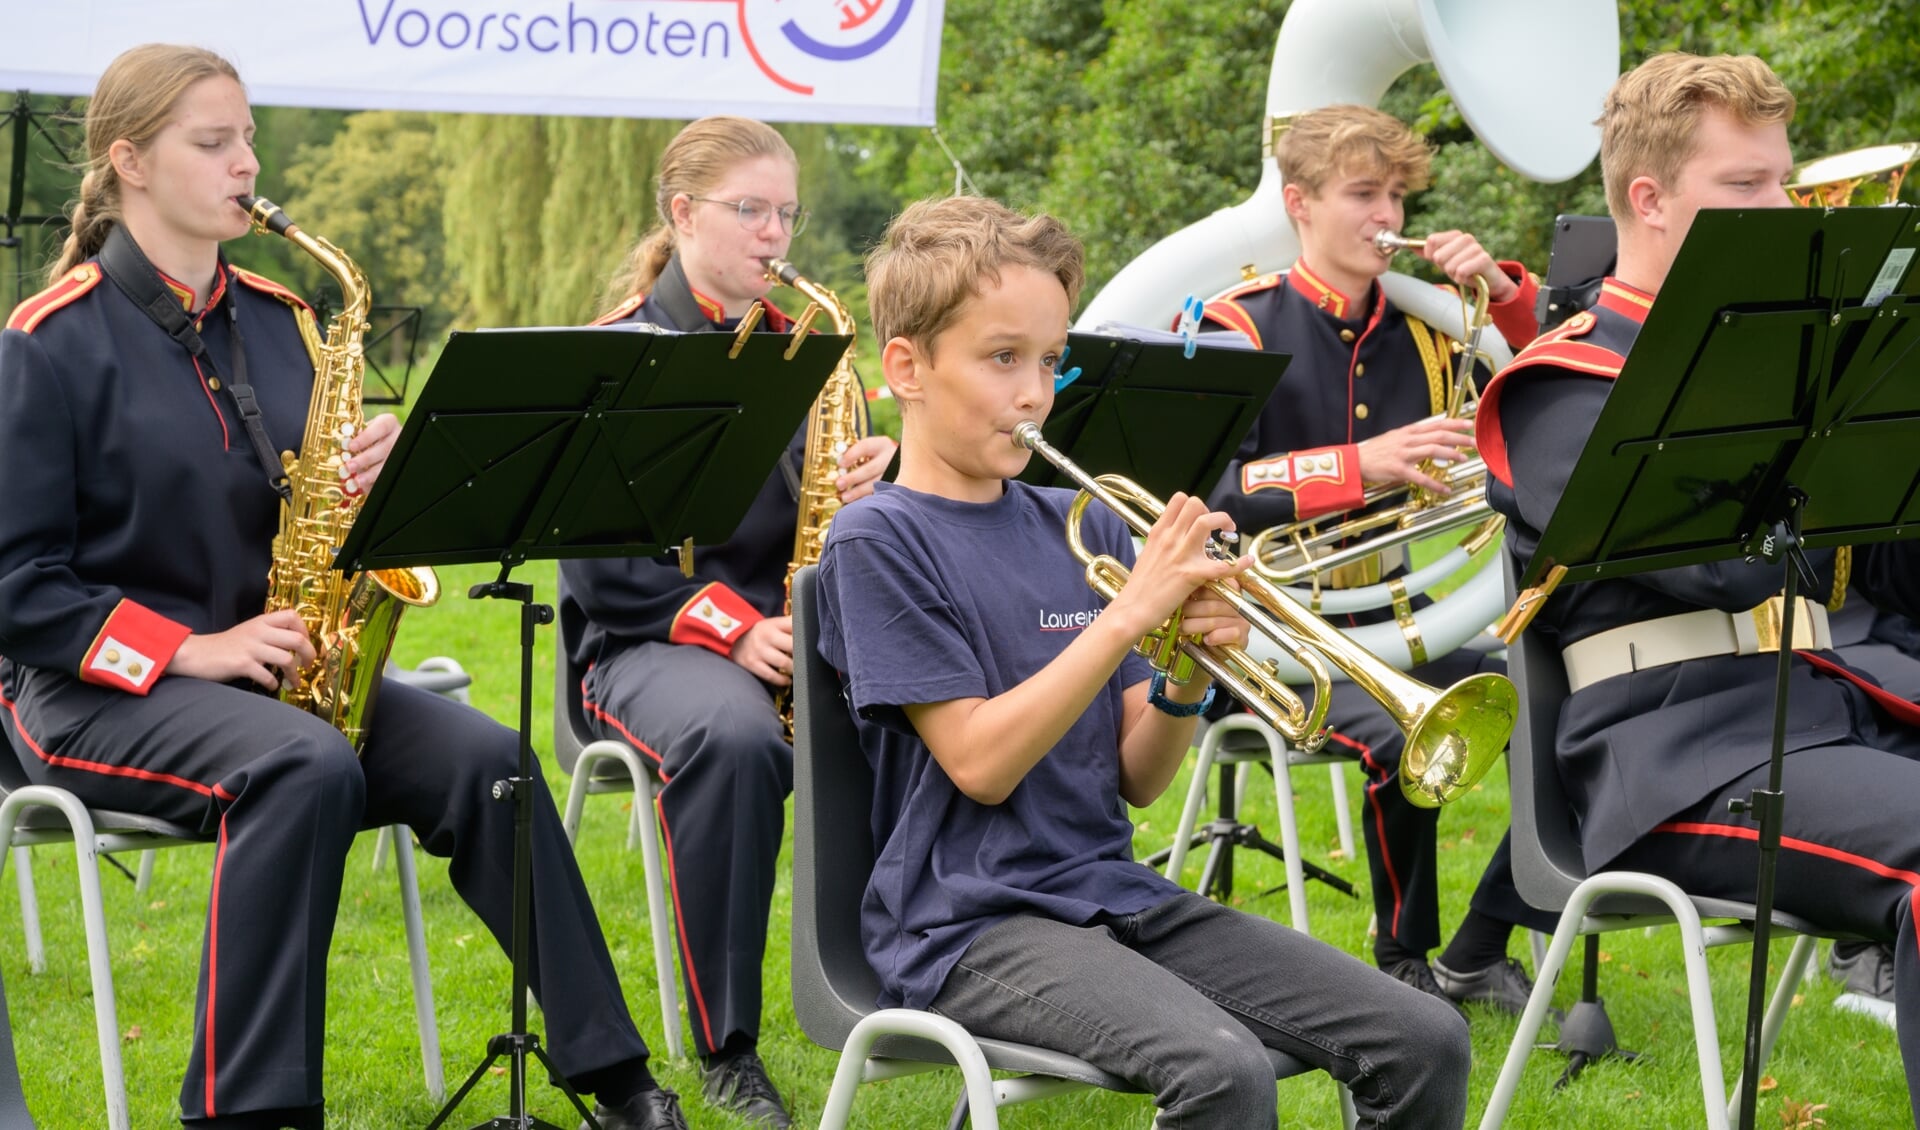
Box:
[1561,596,1832,694]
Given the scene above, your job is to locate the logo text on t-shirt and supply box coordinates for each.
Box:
[1038,606,1104,632]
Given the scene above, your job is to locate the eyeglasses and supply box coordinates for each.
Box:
[690,195,810,236]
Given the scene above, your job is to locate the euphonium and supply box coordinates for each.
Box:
[240,195,440,751]
[1013,421,1516,807]
[764,258,868,736]
[1786,141,1920,207]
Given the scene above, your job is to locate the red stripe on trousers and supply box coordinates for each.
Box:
[1654,820,1920,967]
[204,810,229,1114]
[1337,729,1407,939]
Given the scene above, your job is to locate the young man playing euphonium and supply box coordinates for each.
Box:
[1200,103,1555,1016]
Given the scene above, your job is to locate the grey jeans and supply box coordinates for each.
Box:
[928,891,1469,1128]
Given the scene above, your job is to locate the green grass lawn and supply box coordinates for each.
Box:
[2,557,1907,1127]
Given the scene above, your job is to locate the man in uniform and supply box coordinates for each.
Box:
[1476,51,1920,1116]
[1201,103,1555,1016]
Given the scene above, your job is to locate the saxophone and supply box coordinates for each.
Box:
[763,258,869,735]
[764,258,869,599]
[239,196,440,751]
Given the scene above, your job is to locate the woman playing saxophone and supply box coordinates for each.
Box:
[0,44,674,1129]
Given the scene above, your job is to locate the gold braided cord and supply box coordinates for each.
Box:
[1829,546,1851,612]
[1404,316,1449,415]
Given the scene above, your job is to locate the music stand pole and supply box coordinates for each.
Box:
[424,576,576,1130]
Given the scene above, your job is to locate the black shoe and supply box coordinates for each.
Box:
[582,1087,690,1130]
[1383,957,1469,1023]
[1829,942,1897,1029]
[702,1052,792,1127]
[1432,955,1537,1016]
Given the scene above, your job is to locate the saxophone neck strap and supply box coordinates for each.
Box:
[98,226,291,501]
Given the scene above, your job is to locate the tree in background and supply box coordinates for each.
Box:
[276,111,462,338]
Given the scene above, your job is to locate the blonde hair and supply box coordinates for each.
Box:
[865,196,1084,354]
[52,44,243,280]
[1275,104,1433,198]
[1600,52,1796,224]
[601,115,797,309]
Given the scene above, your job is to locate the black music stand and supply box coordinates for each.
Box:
[2,91,76,312]
[336,319,850,1129]
[1019,330,1283,501]
[1516,203,1920,1129]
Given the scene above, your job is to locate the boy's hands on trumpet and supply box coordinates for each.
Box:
[1111,492,1254,667]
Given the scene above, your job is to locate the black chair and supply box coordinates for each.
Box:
[1478,557,1848,1130]
[550,574,682,1059]
[788,565,1350,1129]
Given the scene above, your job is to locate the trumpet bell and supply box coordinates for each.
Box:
[1400,671,1517,808]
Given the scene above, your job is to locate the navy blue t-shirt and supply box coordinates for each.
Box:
[815,479,1183,1010]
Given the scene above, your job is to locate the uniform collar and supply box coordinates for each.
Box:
[1595,278,1654,325]
[1285,258,1367,321]
[153,259,230,319]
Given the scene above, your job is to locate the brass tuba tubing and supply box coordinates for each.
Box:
[1013,421,1520,806]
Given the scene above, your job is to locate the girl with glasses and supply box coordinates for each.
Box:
[561,116,895,1129]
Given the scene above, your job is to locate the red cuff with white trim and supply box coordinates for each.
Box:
[1241,444,1363,521]
[80,600,191,695]
[668,582,766,658]
[1489,261,1541,349]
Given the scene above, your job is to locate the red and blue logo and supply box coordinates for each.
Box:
[737,0,916,93]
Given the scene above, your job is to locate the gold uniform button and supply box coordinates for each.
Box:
[208,377,222,390]
[1355,404,1370,420]
[1354,363,1366,377]
[1339,329,1356,343]
[104,649,121,664]
[126,663,142,678]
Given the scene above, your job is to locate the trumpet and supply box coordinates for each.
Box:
[1013,421,1517,807]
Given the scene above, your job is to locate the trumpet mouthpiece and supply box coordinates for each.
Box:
[1373,230,1422,256]
[1012,421,1045,450]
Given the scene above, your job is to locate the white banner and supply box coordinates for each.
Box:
[0,0,944,125]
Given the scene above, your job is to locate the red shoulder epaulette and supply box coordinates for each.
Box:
[1475,310,1622,487]
[231,267,314,315]
[1198,274,1278,350]
[592,293,646,327]
[1497,310,1622,380]
[6,263,103,334]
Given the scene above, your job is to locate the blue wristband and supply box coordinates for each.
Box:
[1147,671,1215,717]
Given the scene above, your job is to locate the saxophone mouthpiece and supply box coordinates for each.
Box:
[236,195,296,237]
[763,257,801,286]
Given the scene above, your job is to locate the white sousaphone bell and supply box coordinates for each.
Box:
[1075,0,1620,682]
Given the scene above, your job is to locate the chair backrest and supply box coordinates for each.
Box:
[1502,554,1592,914]
[788,564,888,1050]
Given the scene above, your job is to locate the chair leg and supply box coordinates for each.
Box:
[1725,933,1816,1121]
[1327,761,1355,860]
[1264,742,1310,935]
[391,827,443,1102]
[1478,873,1729,1130]
[561,758,594,847]
[1163,728,1223,880]
[371,825,393,872]
[134,848,155,895]
[11,846,42,975]
[1,789,132,1130]
[818,1010,1001,1130]
[630,769,683,1061]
